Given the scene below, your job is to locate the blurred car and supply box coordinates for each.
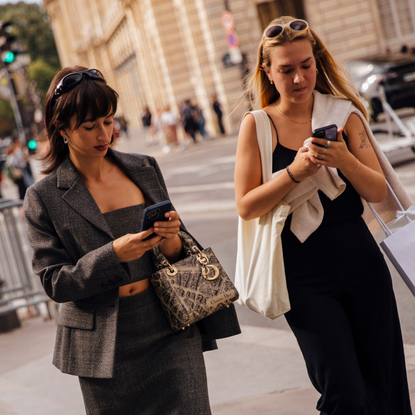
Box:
[346,54,415,121]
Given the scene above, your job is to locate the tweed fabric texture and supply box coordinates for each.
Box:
[23,149,241,378]
[103,203,156,282]
[79,288,211,415]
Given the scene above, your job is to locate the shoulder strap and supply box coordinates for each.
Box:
[266,113,278,144]
[245,111,273,183]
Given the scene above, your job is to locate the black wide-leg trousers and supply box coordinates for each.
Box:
[283,218,412,415]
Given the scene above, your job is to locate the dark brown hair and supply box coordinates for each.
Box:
[42,66,119,174]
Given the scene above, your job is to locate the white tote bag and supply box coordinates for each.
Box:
[235,111,291,319]
[369,182,415,296]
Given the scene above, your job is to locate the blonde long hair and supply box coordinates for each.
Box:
[247,16,368,120]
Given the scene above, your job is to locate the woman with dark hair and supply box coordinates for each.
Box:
[4,140,34,199]
[235,17,412,414]
[24,66,240,414]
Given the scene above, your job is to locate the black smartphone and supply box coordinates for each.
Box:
[312,124,338,141]
[140,200,172,233]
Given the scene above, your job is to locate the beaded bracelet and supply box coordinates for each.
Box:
[286,166,300,183]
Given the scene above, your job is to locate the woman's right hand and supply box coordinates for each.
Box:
[289,146,321,181]
[112,228,162,263]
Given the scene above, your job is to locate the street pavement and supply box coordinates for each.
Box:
[0,125,415,414]
[0,310,414,414]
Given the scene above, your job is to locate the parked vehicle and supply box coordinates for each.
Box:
[346,54,415,121]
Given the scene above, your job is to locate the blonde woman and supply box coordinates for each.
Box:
[235,17,412,414]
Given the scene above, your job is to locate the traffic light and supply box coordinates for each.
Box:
[0,21,17,66]
[27,139,38,155]
[3,50,15,64]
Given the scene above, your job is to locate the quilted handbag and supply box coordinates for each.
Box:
[150,231,239,331]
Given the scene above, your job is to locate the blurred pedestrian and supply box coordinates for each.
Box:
[211,95,226,136]
[160,106,180,152]
[193,103,209,140]
[235,16,412,414]
[4,140,34,199]
[146,108,164,146]
[118,115,129,138]
[180,100,198,143]
[24,66,240,415]
[141,106,152,128]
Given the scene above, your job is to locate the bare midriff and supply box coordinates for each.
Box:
[119,278,151,297]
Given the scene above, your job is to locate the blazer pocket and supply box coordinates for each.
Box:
[58,303,95,330]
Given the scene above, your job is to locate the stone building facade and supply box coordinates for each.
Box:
[43,0,415,133]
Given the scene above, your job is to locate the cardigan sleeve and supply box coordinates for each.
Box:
[24,186,133,303]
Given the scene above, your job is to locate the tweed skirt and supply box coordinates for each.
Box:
[79,287,212,415]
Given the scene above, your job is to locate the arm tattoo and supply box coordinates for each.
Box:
[359,129,371,149]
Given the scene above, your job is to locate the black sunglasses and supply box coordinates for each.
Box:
[52,69,106,106]
[264,19,309,38]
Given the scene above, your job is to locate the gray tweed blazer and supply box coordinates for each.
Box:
[24,149,240,378]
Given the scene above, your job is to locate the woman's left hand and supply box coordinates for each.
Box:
[153,210,181,240]
[307,128,355,170]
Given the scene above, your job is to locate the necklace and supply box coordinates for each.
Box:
[275,104,312,124]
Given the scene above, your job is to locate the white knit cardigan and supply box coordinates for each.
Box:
[310,90,413,235]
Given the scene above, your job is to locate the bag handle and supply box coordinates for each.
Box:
[245,111,273,184]
[367,202,393,237]
[151,232,220,281]
[367,180,413,237]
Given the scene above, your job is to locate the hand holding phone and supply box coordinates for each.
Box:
[312,124,338,142]
[140,201,172,233]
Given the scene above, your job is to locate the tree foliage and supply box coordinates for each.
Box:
[0,2,60,132]
[0,96,15,136]
[27,58,56,105]
[0,2,60,69]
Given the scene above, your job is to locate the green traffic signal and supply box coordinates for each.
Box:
[28,140,38,151]
[3,51,15,64]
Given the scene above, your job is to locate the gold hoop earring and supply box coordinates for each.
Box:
[270,79,274,85]
[316,68,319,74]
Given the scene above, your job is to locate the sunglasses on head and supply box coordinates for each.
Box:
[52,69,106,106]
[264,19,309,39]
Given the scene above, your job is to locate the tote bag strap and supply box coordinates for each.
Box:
[245,111,273,184]
[367,180,413,237]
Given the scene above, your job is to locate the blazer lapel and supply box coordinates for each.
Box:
[56,150,170,237]
[57,156,113,238]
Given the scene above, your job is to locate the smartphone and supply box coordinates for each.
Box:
[312,124,338,141]
[140,200,172,233]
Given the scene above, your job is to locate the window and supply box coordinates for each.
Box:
[376,0,415,42]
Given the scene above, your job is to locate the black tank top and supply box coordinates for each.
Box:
[269,116,363,226]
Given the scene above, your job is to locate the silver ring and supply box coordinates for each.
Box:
[322,154,325,160]
[326,140,331,148]
[323,148,327,154]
